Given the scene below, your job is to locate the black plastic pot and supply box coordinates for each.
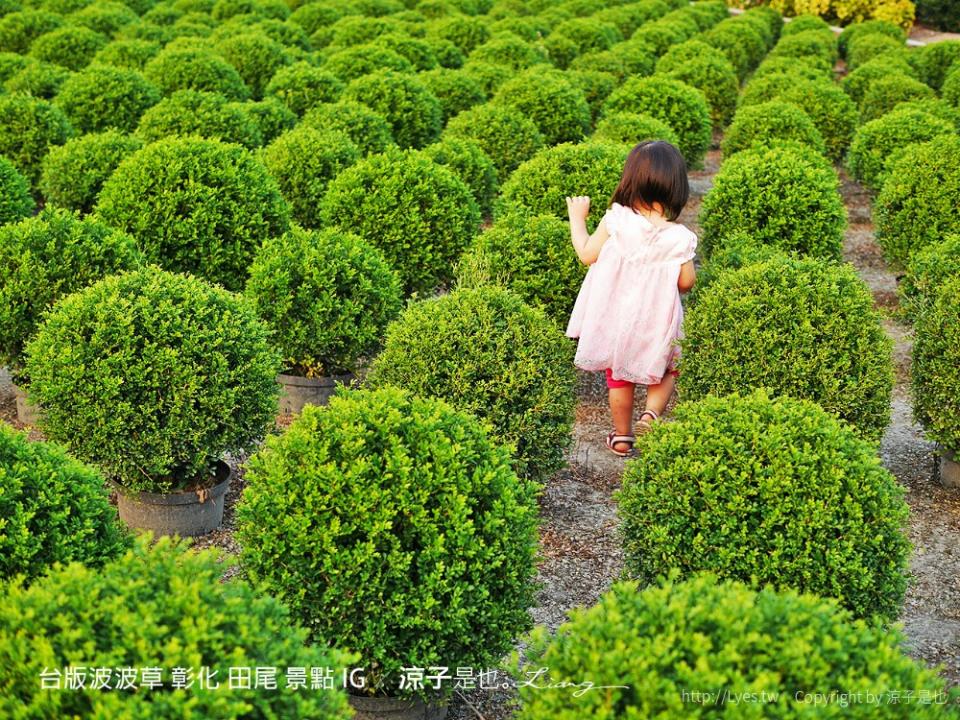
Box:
[12,382,41,426]
[278,372,353,415]
[941,448,960,489]
[347,695,447,720]
[112,461,233,537]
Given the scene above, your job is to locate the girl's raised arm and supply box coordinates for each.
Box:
[566,195,610,266]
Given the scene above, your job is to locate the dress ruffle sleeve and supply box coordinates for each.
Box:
[683,229,698,263]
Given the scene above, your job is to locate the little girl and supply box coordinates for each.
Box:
[565,140,697,457]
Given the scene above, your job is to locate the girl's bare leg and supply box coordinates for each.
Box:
[609,384,635,451]
[643,372,677,417]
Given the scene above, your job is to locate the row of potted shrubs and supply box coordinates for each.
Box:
[2,2,958,717]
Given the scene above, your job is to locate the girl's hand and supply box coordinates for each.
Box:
[566,195,591,221]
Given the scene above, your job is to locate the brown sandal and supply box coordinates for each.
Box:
[606,431,636,457]
[636,409,660,435]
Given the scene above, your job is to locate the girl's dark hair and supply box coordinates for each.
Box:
[610,141,689,221]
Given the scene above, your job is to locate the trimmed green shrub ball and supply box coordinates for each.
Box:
[702,20,766,79]
[242,95,295,144]
[900,234,960,321]
[0,423,129,583]
[839,17,906,57]
[28,25,106,71]
[553,17,623,54]
[246,227,401,376]
[54,65,159,135]
[0,93,72,186]
[3,59,69,99]
[608,38,659,76]
[686,232,789,307]
[39,130,142,213]
[913,277,960,454]
[92,38,161,69]
[264,60,343,115]
[25,267,280,492]
[655,39,738,127]
[619,389,905,618]
[70,1,139,35]
[848,107,954,193]
[722,100,826,157]
[750,55,832,82]
[214,31,290,100]
[96,137,290,291]
[0,536,355,718]
[470,33,549,70]
[0,51,28,83]
[426,14,490,53]
[497,142,628,228]
[0,209,140,377]
[514,573,952,719]
[875,136,960,269]
[846,31,906,71]
[456,213,585,325]
[459,59,511,94]
[491,68,590,146]
[419,137,497,218]
[0,10,63,55]
[602,76,711,168]
[782,13,831,35]
[700,144,846,259]
[565,69,617,123]
[417,67,486,123]
[444,102,545,179]
[593,111,679,146]
[681,258,893,442]
[368,286,576,482]
[144,46,250,100]
[262,126,359,229]
[301,100,395,156]
[320,43,414,81]
[896,97,960,132]
[842,56,916,107]
[236,385,539,699]
[909,39,960,91]
[341,69,441,149]
[0,156,34,224]
[370,32,438,71]
[135,89,262,148]
[321,148,479,295]
[212,0,290,21]
[767,28,838,67]
[860,74,936,123]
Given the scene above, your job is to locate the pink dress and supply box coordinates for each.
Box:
[565,202,698,385]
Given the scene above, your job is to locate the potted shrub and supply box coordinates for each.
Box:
[618,390,910,620]
[899,235,960,321]
[0,536,354,719]
[655,39,739,128]
[418,137,498,219]
[39,130,143,214]
[912,277,960,487]
[265,60,344,115]
[95,136,291,292]
[301,100,396,156]
[0,93,72,187]
[592,111,679,147]
[53,64,160,134]
[135,89,263,148]
[143,44,250,99]
[23,267,280,536]
[261,126,360,229]
[681,257,893,442]
[0,208,141,425]
[511,574,955,718]
[721,100,827,158]
[442,102,544,180]
[874,135,960,269]
[246,227,403,415]
[491,67,591,146]
[496,141,629,228]
[699,143,846,260]
[455,212,586,326]
[341,69,442,149]
[0,156,33,225]
[0,422,130,583]
[236,386,539,717]
[601,76,711,168]
[320,147,480,296]
[368,286,576,483]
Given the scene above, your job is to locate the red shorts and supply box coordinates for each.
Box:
[605,367,678,389]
